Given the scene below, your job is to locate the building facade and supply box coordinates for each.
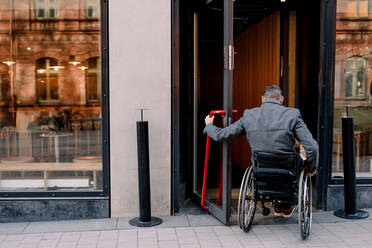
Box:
[0,0,371,222]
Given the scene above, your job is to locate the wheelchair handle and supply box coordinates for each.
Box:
[208,110,238,118]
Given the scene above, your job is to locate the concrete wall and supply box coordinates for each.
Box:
[109,1,171,217]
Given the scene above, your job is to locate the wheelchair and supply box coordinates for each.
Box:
[238,152,312,240]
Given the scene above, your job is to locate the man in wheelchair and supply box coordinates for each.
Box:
[204,85,318,237]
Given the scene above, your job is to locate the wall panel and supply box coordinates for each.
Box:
[232,12,280,169]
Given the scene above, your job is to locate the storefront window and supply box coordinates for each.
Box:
[0,0,103,191]
[333,0,372,178]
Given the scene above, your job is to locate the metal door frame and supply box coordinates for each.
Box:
[191,0,234,224]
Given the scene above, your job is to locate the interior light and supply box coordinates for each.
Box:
[2,61,16,66]
[27,47,31,51]
[37,69,46,74]
[281,0,286,2]
[69,61,81,66]
[48,66,65,71]
[79,66,88,71]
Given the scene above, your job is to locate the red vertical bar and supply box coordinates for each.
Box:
[201,136,210,210]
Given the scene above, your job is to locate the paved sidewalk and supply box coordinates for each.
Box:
[0,209,371,248]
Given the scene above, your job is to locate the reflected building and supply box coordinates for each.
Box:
[0,0,101,120]
[0,0,103,191]
[333,0,372,175]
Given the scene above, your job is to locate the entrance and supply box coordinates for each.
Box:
[174,0,320,224]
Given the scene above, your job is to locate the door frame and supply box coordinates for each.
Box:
[316,0,336,210]
[221,0,234,224]
[171,0,335,217]
[188,0,234,224]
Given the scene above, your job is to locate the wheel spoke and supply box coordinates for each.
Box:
[298,172,312,239]
[239,168,257,232]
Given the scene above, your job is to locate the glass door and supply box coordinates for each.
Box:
[193,0,234,224]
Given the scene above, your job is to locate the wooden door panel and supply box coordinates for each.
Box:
[232,12,281,169]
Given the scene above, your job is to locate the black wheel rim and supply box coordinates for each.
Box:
[299,173,312,239]
[241,170,256,231]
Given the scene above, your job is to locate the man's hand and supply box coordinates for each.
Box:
[308,172,316,177]
[205,115,215,126]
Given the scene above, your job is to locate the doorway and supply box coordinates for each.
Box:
[174,0,320,224]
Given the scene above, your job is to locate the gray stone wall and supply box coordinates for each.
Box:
[327,185,372,210]
[0,199,109,222]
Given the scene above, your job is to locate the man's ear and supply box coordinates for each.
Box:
[261,96,265,103]
[280,96,284,104]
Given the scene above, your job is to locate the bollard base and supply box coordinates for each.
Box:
[333,209,369,219]
[129,217,163,227]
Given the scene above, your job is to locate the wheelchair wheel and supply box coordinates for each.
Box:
[239,167,256,232]
[298,169,312,240]
[238,166,250,229]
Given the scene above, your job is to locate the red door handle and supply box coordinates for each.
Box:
[201,109,238,210]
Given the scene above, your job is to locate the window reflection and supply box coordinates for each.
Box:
[35,0,58,19]
[86,57,100,103]
[87,0,99,19]
[36,57,59,102]
[346,0,369,18]
[333,0,372,178]
[0,0,102,191]
[345,56,366,99]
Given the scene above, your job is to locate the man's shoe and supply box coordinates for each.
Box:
[282,208,294,218]
[274,207,282,217]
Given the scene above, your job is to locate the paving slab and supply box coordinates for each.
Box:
[116,217,137,230]
[187,214,223,227]
[0,218,371,247]
[157,215,190,228]
[0,222,28,235]
[0,208,370,247]
[22,218,116,234]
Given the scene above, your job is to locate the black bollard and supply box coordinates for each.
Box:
[334,107,369,219]
[129,109,162,227]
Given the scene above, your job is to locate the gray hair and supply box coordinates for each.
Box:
[263,85,282,101]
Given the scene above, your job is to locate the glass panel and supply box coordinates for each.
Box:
[87,75,98,101]
[87,7,94,18]
[48,0,58,18]
[86,57,100,102]
[37,77,47,100]
[49,8,56,18]
[345,57,366,99]
[346,1,357,17]
[333,0,372,178]
[36,0,46,18]
[49,76,59,100]
[0,0,103,191]
[359,0,369,17]
[87,0,98,18]
[37,9,45,18]
[194,0,224,206]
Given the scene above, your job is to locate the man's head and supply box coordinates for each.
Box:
[262,85,284,104]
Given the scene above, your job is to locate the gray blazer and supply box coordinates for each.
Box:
[203,100,319,172]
